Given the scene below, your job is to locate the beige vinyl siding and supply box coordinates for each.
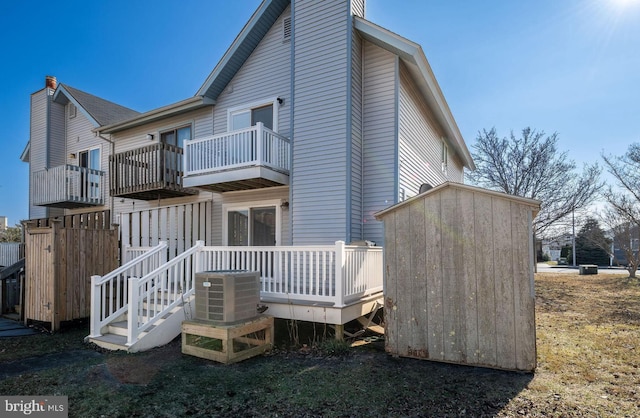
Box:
[213,6,292,137]
[292,0,351,245]
[398,62,463,200]
[361,41,397,245]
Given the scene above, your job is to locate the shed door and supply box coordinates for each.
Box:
[25,229,55,323]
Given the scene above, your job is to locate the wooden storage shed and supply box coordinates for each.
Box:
[24,211,118,331]
[375,182,540,372]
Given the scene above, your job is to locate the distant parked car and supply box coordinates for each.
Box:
[558,257,568,265]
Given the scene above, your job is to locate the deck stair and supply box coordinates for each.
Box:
[86,241,202,352]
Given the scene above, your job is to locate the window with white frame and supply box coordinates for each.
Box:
[228,98,279,132]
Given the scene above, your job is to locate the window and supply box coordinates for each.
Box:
[160,125,191,178]
[228,98,278,132]
[160,125,191,149]
[224,202,280,246]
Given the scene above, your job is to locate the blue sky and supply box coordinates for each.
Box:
[1,0,639,226]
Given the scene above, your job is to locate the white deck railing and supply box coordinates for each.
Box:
[32,164,104,206]
[197,241,383,307]
[89,241,168,338]
[91,241,383,346]
[0,243,23,267]
[183,122,290,176]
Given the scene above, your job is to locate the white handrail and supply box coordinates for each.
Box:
[126,240,205,346]
[89,241,168,338]
[197,241,383,307]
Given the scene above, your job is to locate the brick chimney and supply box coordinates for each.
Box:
[45,75,57,90]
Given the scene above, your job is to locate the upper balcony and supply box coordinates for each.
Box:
[33,164,104,209]
[183,123,290,192]
[109,143,198,201]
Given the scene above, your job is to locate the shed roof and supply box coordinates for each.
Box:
[374,182,541,220]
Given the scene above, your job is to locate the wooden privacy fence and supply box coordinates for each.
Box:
[24,210,118,331]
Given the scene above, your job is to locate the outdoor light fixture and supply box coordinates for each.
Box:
[280,200,289,209]
[277,97,284,105]
[146,134,155,141]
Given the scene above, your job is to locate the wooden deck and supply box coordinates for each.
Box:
[110,143,199,200]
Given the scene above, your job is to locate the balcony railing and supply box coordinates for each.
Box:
[109,143,198,200]
[183,123,290,191]
[33,164,104,208]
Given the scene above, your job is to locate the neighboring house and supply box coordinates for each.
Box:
[22,0,475,351]
[20,76,139,221]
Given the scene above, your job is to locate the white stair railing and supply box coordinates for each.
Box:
[126,241,204,347]
[89,241,168,338]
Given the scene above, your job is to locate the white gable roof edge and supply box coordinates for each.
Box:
[52,85,100,128]
[354,17,475,171]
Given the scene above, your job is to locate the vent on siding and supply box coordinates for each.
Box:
[68,103,77,119]
[282,16,291,42]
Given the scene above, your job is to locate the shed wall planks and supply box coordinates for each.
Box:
[378,184,538,371]
[24,221,117,331]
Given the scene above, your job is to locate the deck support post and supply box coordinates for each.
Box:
[334,324,344,341]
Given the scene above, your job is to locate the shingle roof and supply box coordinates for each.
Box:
[56,84,140,127]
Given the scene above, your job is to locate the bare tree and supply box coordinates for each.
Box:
[600,208,640,278]
[467,127,603,237]
[602,143,640,277]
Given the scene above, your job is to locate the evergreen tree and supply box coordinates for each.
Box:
[575,218,611,266]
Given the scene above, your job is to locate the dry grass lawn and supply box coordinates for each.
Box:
[0,271,639,417]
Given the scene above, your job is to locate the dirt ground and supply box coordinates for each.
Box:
[1,272,639,417]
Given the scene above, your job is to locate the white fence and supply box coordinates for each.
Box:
[184,122,290,176]
[119,201,212,261]
[0,243,23,267]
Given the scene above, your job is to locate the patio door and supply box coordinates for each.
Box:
[227,206,276,246]
[79,147,100,199]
